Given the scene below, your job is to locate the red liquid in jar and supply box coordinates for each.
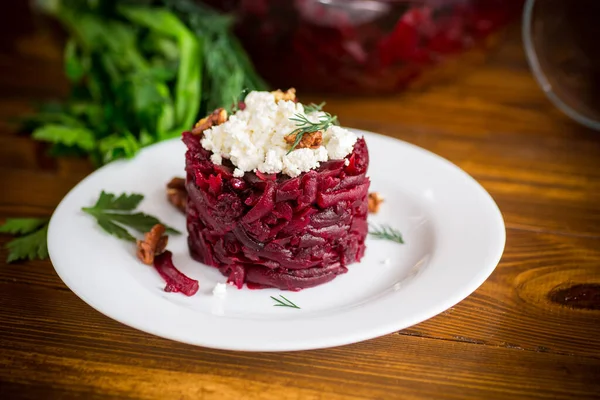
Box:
[203,0,524,94]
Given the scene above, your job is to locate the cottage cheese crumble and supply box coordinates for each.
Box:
[212,283,228,297]
[200,91,358,177]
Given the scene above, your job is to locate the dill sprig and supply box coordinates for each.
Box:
[369,224,404,244]
[271,295,301,309]
[287,112,338,154]
[303,102,326,113]
[228,87,250,114]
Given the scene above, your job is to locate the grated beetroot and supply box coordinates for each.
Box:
[153,251,199,296]
[183,131,370,291]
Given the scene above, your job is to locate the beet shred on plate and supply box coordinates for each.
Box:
[154,251,199,296]
[182,127,370,291]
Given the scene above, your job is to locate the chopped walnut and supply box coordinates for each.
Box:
[284,130,323,150]
[166,177,187,213]
[368,192,384,214]
[136,224,169,265]
[271,88,296,103]
[191,108,228,135]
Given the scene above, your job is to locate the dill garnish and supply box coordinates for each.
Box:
[369,224,404,244]
[228,88,250,114]
[303,102,326,113]
[287,112,338,154]
[271,295,301,309]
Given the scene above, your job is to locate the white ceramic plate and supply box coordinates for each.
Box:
[48,129,505,352]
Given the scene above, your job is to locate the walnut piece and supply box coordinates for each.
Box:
[271,88,296,103]
[136,224,169,265]
[166,177,187,213]
[368,192,384,214]
[284,130,323,150]
[191,108,228,135]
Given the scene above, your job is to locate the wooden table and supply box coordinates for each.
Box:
[1,9,599,400]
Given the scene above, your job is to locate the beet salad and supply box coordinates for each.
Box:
[183,89,370,291]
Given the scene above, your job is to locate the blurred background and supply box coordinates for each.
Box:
[205,0,525,94]
[203,0,524,94]
[0,0,598,169]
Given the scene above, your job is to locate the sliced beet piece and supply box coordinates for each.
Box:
[153,251,199,296]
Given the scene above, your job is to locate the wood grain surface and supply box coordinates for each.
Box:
[1,6,600,400]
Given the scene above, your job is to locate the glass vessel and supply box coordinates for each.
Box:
[204,0,524,94]
[523,0,600,130]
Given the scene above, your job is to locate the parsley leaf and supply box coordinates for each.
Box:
[95,216,136,242]
[102,212,180,235]
[91,191,144,211]
[0,218,48,235]
[97,133,141,165]
[28,0,265,166]
[64,39,86,82]
[0,219,50,263]
[82,191,180,242]
[32,124,96,152]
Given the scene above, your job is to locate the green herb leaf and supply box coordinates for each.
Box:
[82,191,181,242]
[271,295,301,309]
[64,39,86,82]
[0,218,49,235]
[32,124,96,152]
[28,0,265,166]
[100,212,180,235]
[4,223,49,263]
[97,132,140,164]
[117,5,202,131]
[369,224,404,244]
[95,216,136,242]
[91,191,144,211]
[21,111,86,131]
[287,112,339,154]
[164,0,266,114]
[227,87,249,114]
[303,102,326,114]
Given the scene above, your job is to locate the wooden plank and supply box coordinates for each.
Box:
[0,169,85,215]
[0,228,598,361]
[0,33,67,99]
[404,229,600,358]
[0,319,598,400]
[0,136,40,169]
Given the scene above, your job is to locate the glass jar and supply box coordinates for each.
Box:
[523,0,600,131]
[204,0,524,94]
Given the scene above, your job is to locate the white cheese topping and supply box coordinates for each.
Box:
[200,91,357,177]
[212,283,228,297]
